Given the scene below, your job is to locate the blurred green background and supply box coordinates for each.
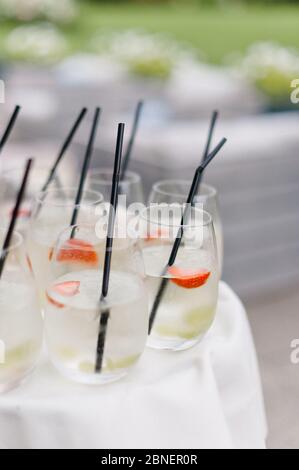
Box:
[0,1,298,64]
[1,0,299,107]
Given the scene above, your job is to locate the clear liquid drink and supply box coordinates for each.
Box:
[44,224,148,384]
[148,181,224,274]
[144,245,218,350]
[27,188,103,305]
[140,205,219,351]
[0,230,43,393]
[88,168,144,207]
[88,168,144,252]
[0,166,66,236]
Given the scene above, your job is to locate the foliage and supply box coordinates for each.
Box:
[4,23,68,63]
[234,42,299,104]
[92,29,195,79]
[0,0,77,24]
[1,0,299,73]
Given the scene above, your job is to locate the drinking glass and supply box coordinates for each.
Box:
[148,180,223,273]
[44,223,148,384]
[0,166,65,236]
[88,167,144,208]
[140,204,219,351]
[0,229,43,393]
[27,187,103,305]
[88,168,145,249]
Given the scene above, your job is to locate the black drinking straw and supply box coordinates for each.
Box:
[0,105,21,155]
[40,107,87,193]
[148,137,227,334]
[0,158,33,278]
[202,110,218,165]
[120,100,143,179]
[69,107,101,229]
[193,110,219,198]
[95,123,125,373]
[35,108,88,217]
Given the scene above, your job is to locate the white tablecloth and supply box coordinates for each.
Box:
[0,282,267,449]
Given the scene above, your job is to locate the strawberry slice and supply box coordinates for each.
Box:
[9,208,32,219]
[46,293,65,309]
[53,280,80,297]
[168,266,211,289]
[46,281,80,309]
[56,239,98,266]
[48,247,54,261]
[145,228,169,242]
[26,255,33,274]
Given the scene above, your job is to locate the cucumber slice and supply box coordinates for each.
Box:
[184,305,215,330]
[154,324,198,339]
[0,341,38,368]
[57,347,77,360]
[78,361,94,374]
[155,306,215,340]
[106,354,140,371]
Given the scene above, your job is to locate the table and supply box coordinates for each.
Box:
[0,282,267,449]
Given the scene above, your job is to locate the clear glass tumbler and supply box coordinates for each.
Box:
[88,168,145,250]
[27,187,103,306]
[148,180,223,273]
[0,166,65,236]
[140,204,219,351]
[88,167,144,208]
[44,223,148,384]
[0,229,43,393]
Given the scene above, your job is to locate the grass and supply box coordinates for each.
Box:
[1,2,299,64]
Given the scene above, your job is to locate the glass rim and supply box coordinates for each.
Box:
[0,227,23,253]
[35,187,104,207]
[89,167,141,185]
[139,204,213,228]
[151,180,217,200]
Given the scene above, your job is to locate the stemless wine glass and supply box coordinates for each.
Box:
[88,168,144,208]
[140,204,219,351]
[44,223,148,385]
[148,180,223,273]
[0,229,43,393]
[88,168,145,248]
[27,188,103,305]
[0,166,65,236]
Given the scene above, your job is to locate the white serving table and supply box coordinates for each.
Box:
[0,282,267,449]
